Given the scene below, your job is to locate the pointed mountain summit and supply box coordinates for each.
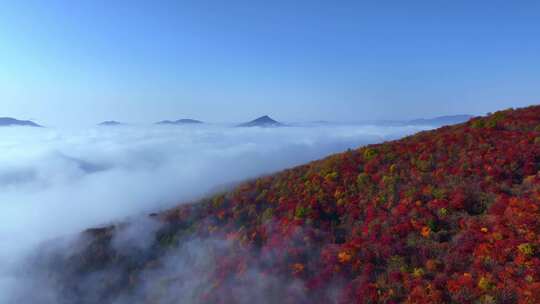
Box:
[98,121,124,126]
[238,115,283,127]
[156,119,203,125]
[0,117,42,127]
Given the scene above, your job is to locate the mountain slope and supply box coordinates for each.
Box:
[32,106,540,304]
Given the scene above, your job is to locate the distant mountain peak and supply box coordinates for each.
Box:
[0,117,42,127]
[156,118,203,125]
[176,119,203,124]
[98,121,123,126]
[238,115,283,127]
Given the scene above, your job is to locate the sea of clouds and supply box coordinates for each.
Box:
[0,122,431,302]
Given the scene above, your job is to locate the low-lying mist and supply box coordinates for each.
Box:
[0,123,430,302]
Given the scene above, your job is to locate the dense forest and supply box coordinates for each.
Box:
[30,106,540,304]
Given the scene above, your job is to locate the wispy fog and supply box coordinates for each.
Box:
[0,123,430,302]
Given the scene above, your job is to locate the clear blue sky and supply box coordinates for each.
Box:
[0,0,538,125]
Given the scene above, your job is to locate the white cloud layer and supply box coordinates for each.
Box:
[0,123,430,302]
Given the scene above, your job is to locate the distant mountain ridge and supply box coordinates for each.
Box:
[0,115,473,128]
[406,114,473,126]
[98,121,124,126]
[238,115,283,127]
[156,119,203,125]
[372,114,473,127]
[0,117,42,127]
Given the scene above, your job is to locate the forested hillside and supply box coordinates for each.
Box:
[32,106,540,304]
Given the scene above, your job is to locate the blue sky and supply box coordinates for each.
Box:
[0,0,538,125]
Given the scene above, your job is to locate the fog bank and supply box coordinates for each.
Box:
[0,123,430,302]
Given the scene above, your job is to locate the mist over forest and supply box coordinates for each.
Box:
[0,122,430,302]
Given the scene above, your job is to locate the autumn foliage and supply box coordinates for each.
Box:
[48,106,540,303]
